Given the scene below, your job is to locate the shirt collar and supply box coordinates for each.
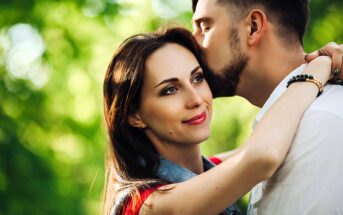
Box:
[253,64,306,127]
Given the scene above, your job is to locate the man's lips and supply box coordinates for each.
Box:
[183,112,207,125]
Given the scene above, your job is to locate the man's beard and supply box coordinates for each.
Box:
[208,28,249,98]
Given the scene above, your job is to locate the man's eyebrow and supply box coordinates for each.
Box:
[192,17,212,25]
[154,66,202,88]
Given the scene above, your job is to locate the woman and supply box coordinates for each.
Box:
[102,27,333,215]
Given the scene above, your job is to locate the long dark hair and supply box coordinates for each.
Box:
[102,27,210,214]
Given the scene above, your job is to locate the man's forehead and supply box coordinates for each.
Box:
[192,0,220,21]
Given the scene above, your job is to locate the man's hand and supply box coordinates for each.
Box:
[305,42,343,80]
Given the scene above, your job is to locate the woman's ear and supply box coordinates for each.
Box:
[245,9,268,46]
[128,113,147,129]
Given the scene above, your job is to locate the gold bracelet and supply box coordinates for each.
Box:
[286,74,323,97]
[306,78,323,96]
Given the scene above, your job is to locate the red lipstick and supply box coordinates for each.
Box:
[183,112,207,125]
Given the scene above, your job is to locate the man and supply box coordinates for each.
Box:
[192,0,343,214]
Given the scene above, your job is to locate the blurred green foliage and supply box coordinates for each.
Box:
[0,0,342,214]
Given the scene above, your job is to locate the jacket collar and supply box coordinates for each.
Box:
[155,156,241,215]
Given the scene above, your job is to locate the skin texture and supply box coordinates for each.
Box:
[130,43,212,173]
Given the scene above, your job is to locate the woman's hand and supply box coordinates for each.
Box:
[303,56,332,86]
[305,42,343,80]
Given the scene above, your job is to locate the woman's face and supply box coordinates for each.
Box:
[133,43,213,147]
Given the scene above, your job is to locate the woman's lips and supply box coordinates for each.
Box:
[183,112,207,125]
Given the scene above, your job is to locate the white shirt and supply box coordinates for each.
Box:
[248,64,343,215]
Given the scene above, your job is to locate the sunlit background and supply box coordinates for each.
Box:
[0,0,342,214]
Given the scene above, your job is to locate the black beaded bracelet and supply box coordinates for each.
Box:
[286,74,323,97]
[331,78,343,86]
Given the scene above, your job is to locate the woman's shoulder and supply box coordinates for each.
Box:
[122,187,158,215]
[112,182,162,215]
[113,157,221,215]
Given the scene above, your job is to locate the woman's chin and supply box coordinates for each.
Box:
[188,132,211,145]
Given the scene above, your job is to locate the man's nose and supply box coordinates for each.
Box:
[192,31,203,47]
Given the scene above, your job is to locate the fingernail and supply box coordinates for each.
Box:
[304,54,308,61]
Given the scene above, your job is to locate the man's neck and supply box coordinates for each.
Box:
[237,44,306,108]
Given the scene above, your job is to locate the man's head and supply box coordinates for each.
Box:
[192,0,309,97]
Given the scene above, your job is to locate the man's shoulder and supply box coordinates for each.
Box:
[306,85,343,117]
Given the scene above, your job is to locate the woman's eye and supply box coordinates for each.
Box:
[193,73,204,84]
[161,87,178,96]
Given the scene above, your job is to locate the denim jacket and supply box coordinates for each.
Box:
[156,157,241,215]
[112,156,241,215]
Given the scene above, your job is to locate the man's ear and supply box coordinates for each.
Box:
[245,9,268,46]
[128,112,147,128]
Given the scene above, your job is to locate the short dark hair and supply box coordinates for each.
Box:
[192,0,309,45]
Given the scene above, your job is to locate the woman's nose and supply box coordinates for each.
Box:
[185,87,203,109]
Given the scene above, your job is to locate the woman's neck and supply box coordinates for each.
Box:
[145,129,204,174]
[156,142,204,174]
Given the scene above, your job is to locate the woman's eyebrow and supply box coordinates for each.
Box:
[191,65,202,75]
[154,78,179,88]
[154,65,201,88]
